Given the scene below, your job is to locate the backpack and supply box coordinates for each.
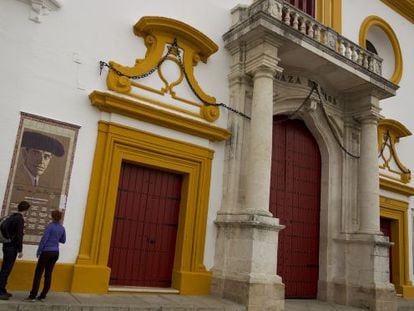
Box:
[0,216,11,243]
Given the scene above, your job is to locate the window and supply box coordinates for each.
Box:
[366,39,378,55]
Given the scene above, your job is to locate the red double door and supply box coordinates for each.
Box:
[108,162,182,287]
[270,116,321,298]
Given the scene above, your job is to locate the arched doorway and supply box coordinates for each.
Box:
[270,115,321,298]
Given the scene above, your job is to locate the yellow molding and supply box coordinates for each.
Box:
[379,119,411,138]
[133,16,218,62]
[331,0,342,33]
[72,121,214,294]
[89,91,230,142]
[380,177,414,196]
[381,0,414,24]
[378,119,412,183]
[106,16,220,122]
[380,196,414,297]
[316,0,342,33]
[359,16,403,84]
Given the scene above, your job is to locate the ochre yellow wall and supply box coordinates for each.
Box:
[7,262,73,291]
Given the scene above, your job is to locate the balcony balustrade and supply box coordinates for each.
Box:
[228,0,383,78]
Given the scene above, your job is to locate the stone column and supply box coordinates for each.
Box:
[244,66,277,216]
[244,36,283,216]
[358,115,381,234]
[336,99,396,311]
[212,36,285,311]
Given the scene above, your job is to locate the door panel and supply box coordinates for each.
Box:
[108,162,182,287]
[270,116,321,298]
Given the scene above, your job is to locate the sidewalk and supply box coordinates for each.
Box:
[285,300,366,310]
[0,291,245,311]
[0,292,413,310]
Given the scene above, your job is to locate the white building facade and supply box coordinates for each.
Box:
[1,0,414,310]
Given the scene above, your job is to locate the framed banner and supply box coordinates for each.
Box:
[2,112,80,244]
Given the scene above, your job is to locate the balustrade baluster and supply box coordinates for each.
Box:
[345,42,352,59]
[339,39,346,56]
[363,53,369,68]
[352,47,359,62]
[357,50,364,65]
[292,13,299,29]
[300,17,307,34]
[369,57,374,71]
[308,22,314,38]
[314,25,320,42]
[284,8,291,25]
[252,1,384,75]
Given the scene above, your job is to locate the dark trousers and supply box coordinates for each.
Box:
[0,245,18,294]
[29,251,59,299]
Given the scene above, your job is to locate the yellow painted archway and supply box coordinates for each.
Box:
[359,16,403,84]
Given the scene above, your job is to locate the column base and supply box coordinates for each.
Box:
[331,233,397,311]
[212,275,284,311]
[212,212,285,310]
[328,282,396,311]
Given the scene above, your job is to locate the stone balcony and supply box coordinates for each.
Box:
[223,0,398,99]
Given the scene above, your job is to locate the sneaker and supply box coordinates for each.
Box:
[0,293,9,300]
[23,296,36,302]
[4,291,12,298]
[36,296,45,302]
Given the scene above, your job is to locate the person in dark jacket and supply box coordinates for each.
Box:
[0,200,31,300]
[24,210,66,302]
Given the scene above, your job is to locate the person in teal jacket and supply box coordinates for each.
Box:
[24,210,66,302]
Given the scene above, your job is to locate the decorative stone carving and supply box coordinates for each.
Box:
[25,0,63,23]
[268,0,283,20]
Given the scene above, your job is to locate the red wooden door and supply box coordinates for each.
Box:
[270,116,321,298]
[380,217,393,283]
[289,0,315,17]
[108,162,182,287]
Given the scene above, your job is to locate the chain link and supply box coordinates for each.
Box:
[99,44,366,159]
[99,38,178,80]
[313,81,360,159]
[378,130,390,158]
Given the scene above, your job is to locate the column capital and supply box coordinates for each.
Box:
[353,108,382,124]
[348,94,382,122]
[245,36,283,76]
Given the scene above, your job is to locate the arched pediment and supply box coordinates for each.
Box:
[104,16,221,122]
